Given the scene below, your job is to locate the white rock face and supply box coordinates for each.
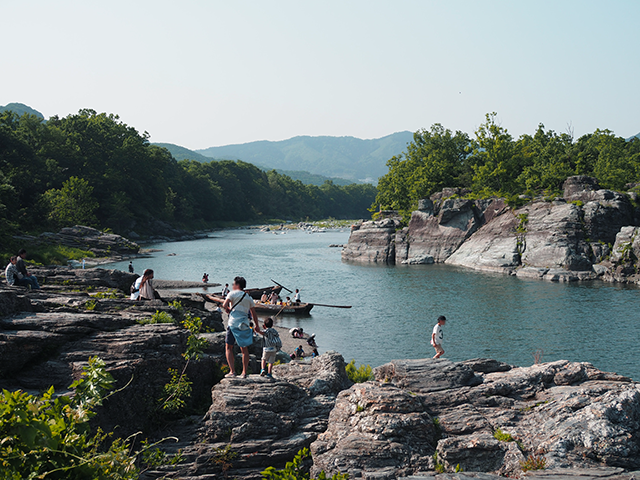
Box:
[446,210,520,272]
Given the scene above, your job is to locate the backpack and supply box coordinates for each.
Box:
[130,278,140,294]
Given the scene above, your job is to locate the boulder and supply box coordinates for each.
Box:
[520,203,592,271]
[563,176,601,201]
[173,352,351,479]
[342,218,402,264]
[407,199,480,263]
[311,382,437,479]
[37,225,140,255]
[446,210,520,273]
[310,358,640,478]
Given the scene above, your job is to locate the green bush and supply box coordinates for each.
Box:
[520,454,546,472]
[0,357,138,479]
[261,448,348,480]
[158,368,193,414]
[493,428,514,442]
[345,360,374,383]
[137,310,175,325]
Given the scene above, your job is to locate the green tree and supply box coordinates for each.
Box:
[44,176,99,227]
[375,124,470,215]
[468,113,522,196]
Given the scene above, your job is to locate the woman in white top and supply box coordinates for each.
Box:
[222,276,261,378]
[138,269,157,300]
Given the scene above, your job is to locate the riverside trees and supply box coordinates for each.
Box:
[0,109,377,241]
[375,113,640,219]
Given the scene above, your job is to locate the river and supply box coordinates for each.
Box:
[105,228,640,380]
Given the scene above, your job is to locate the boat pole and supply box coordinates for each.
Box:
[270,279,293,293]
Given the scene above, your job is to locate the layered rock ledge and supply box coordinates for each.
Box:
[343,177,640,283]
[2,269,640,479]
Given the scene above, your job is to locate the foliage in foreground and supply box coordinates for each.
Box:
[261,448,348,480]
[345,359,374,383]
[0,357,137,479]
[0,356,177,480]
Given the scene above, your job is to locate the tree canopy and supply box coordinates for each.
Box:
[0,109,377,244]
[375,113,640,217]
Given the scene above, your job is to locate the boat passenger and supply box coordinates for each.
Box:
[269,291,279,304]
[294,289,301,304]
[285,296,291,305]
[260,292,269,303]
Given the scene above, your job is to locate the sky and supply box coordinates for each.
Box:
[1,1,639,149]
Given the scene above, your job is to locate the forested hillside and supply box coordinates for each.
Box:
[376,113,640,218]
[0,103,44,119]
[154,142,354,186]
[196,131,413,182]
[0,109,376,245]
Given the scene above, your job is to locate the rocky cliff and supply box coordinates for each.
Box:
[342,177,640,283]
[4,269,640,479]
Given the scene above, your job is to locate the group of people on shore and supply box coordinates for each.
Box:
[221,276,319,378]
[4,249,40,289]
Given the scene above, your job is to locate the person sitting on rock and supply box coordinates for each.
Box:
[5,256,36,289]
[293,345,305,359]
[307,334,317,348]
[289,327,304,338]
[139,269,160,300]
[130,274,142,300]
[16,249,40,289]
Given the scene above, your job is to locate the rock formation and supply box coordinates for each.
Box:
[4,268,640,479]
[342,218,402,264]
[311,358,640,479]
[17,225,141,256]
[342,177,640,283]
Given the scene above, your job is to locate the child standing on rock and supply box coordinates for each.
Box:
[259,317,281,378]
[431,315,446,359]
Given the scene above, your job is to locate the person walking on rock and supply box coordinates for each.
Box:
[431,315,446,359]
[128,261,134,273]
[222,276,260,378]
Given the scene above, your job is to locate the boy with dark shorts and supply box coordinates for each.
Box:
[259,317,281,378]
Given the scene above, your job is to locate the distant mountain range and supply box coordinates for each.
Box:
[0,102,44,119]
[154,142,355,186]
[195,132,414,182]
[628,133,640,141]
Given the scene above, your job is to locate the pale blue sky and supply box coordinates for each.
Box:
[2,1,638,148]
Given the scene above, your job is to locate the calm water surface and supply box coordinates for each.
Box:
[106,229,640,379]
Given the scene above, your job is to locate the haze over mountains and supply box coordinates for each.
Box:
[196,132,414,182]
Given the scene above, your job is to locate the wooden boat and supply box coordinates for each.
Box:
[202,293,313,315]
[254,302,313,315]
[211,285,282,300]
